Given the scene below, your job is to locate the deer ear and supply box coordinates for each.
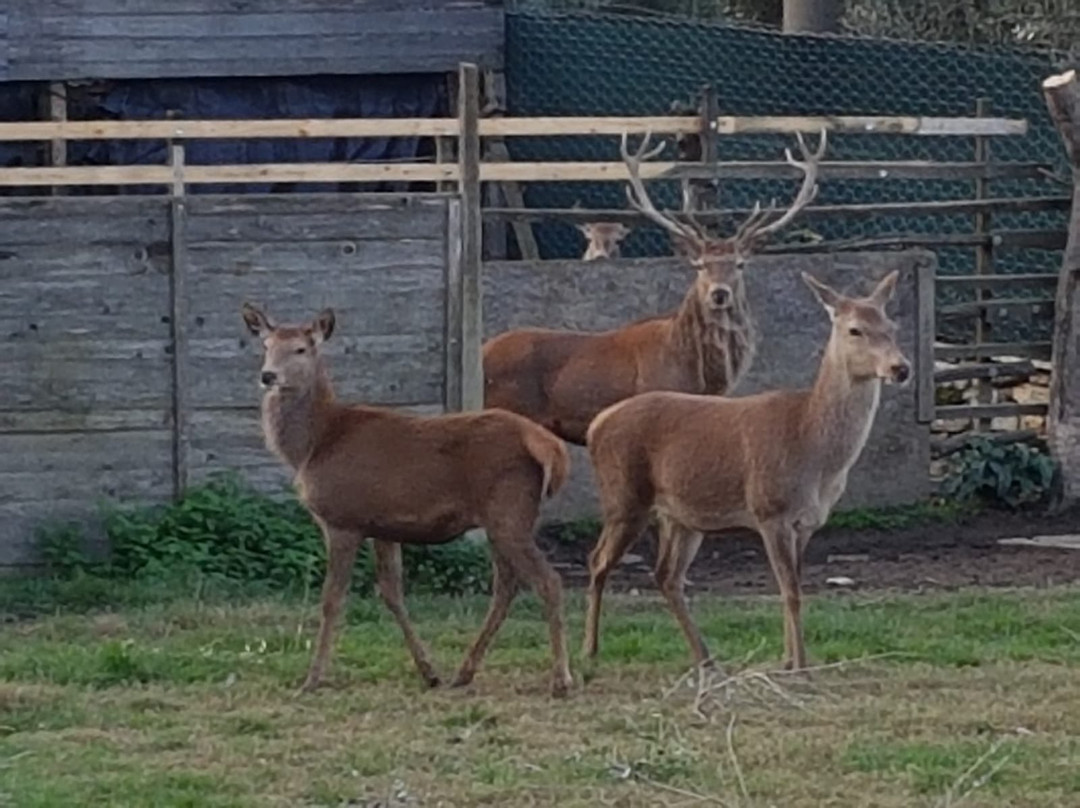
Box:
[868,270,899,307]
[576,223,591,236]
[801,272,843,318]
[311,308,335,344]
[241,302,272,338]
[613,223,630,240]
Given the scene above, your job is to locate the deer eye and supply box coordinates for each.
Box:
[848,327,863,337]
[295,346,307,355]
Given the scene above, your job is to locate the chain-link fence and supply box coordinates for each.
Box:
[503,10,1068,343]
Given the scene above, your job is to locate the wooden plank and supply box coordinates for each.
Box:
[185,239,447,276]
[939,297,1056,317]
[0,118,461,141]
[937,273,1058,288]
[484,196,1075,223]
[9,28,504,79]
[936,403,1048,419]
[0,114,1028,142]
[935,342,1053,360]
[169,144,189,498]
[0,160,1051,188]
[0,409,170,434]
[915,256,936,424]
[47,81,66,199]
[444,198,463,412]
[993,229,1069,250]
[0,197,169,244]
[185,196,450,242]
[458,63,483,412]
[934,361,1036,383]
[190,335,445,409]
[35,0,501,13]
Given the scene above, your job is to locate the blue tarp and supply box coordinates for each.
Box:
[0,73,446,194]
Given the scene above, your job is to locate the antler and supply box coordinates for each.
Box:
[620,131,707,247]
[734,127,828,251]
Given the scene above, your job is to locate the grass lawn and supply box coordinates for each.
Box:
[2,579,1080,806]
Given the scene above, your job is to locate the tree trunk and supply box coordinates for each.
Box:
[1043,69,1080,506]
[783,0,839,33]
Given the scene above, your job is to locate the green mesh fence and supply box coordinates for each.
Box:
[503,10,1068,343]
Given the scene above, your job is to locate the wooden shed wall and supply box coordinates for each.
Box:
[0,193,453,566]
[4,0,503,81]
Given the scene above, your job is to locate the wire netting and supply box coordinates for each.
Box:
[503,10,1069,343]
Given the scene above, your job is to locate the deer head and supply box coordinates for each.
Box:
[242,303,336,392]
[620,128,826,316]
[801,271,911,386]
[578,221,630,260]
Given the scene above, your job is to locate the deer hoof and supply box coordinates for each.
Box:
[295,676,321,697]
[450,670,475,689]
[422,671,442,689]
[551,674,573,699]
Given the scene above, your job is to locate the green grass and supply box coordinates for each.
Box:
[2,580,1080,806]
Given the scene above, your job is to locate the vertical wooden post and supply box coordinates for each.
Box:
[169,143,190,499]
[444,198,464,412]
[46,82,67,196]
[973,97,994,432]
[457,62,484,413]
[1043,69,1080,507]
[698,83,720,213]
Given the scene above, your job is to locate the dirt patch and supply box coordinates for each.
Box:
[538,507,1080,595]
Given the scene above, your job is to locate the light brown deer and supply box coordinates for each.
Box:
[241,303,574,697]
[578,221,630,260]
[582,269,911,671]
[483,129,827,446]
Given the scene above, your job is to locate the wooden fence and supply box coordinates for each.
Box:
[1,62,1072,561]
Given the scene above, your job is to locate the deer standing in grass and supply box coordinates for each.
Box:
[483,129,827,446]
[241,304,574,697]
[582,269,911,671]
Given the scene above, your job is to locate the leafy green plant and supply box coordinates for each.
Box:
[827,499,976,531]
[548,517,602,545]
[36,473,491,596]
[942,437,1057,510]
[36,521,99,578]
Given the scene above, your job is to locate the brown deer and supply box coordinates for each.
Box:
[578,221,630,260]
[241,303,574,697]
[482,128,827,446]
[582,269,911,671]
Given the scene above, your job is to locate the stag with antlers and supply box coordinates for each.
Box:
[482,128,827,446]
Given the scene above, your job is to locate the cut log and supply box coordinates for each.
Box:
[1043,70,1080,506]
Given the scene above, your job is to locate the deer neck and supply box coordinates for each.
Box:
[260,364,336,471]
[669,283,756,395]
[804,341,881,475]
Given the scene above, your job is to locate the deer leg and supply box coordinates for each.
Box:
[760,523,807,671]
[372,539,441,688]
[654,516,710,667]
[300,526,361,694]
[583,512,649,659]
[451,552,519,689]
[501,539,572,698]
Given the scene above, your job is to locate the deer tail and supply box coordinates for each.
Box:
[522,424,570,501]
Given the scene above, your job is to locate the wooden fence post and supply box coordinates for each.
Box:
[457,62,484,413]
[169,143,190,499]
[1043,69,1080,506]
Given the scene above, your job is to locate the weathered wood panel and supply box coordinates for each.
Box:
[484,250,934,521]
[7,1,503,81]
[2,192,453,567]
[0,430,173,565]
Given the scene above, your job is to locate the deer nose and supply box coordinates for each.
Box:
[260,370,277,387]
[891,363,911,385]
[710,286,731,307]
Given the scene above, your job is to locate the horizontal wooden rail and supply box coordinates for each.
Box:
[762,230,1065,255]
[0,114,1029,142]
[939,297,1056,317]
[936,403,1048,419]
[483,196,1073,223]
[0,160,1053,187]
[937,273,1059,288]
[935,341,1053,360]
[934,361,1037,383]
